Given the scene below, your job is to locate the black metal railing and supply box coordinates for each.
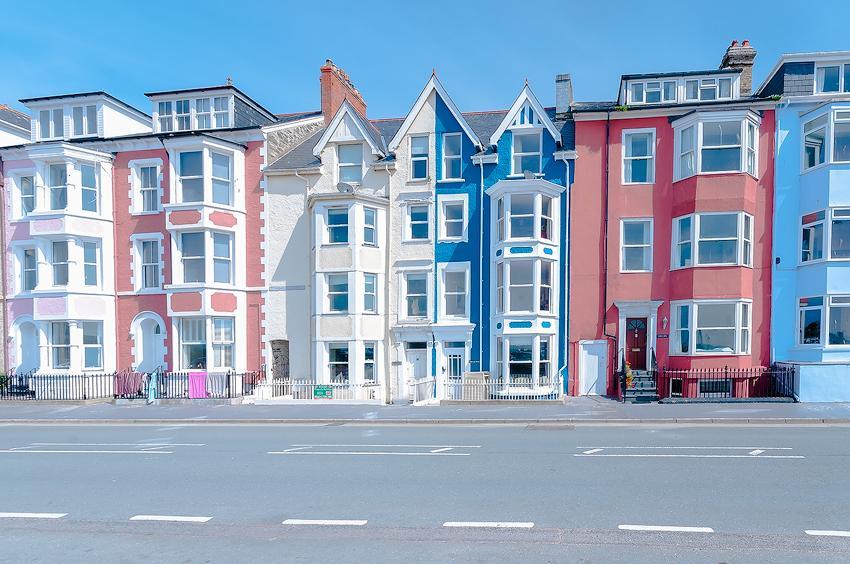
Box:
[1,369,265,401]
[656,365,796,400]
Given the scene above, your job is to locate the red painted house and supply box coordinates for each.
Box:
[569,41,776,399]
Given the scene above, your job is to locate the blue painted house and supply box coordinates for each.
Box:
[759,51,850,400]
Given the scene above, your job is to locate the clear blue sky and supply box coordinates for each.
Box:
[1,0,847,119]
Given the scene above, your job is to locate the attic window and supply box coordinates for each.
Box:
[338,143,363,184]
[816,64,850,94]
[684,77,733,102]
[512,104,541,127]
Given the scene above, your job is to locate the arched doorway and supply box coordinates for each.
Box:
[132,312,166,373]
[15,319,40,374]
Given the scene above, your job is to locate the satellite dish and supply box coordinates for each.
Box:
[523,171,536,179]
[336,182,354,193]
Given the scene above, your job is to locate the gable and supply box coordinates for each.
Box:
[489,85,561,147]
[312,99,384,158]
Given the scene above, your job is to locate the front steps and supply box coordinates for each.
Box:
[623,371,659,403]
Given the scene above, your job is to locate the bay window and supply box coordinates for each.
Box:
[621,219,653,272]
[328,343,349,383]
[327,207,349,244]
[211,152,232,205]
[539,261,552,312]
[672,212,753,268]
[22,249,37,291]
[508,260,534,312]
[442,133,462,180]
[541,196,553,240]
[801,211,825,263]
[829,296,850,345]
[834,111,850,163]
[539,336,552,385]
[83,241,98,286]
[493,335,554,388]
[50,322,71,369]
[80,163,98,212]
[180,318,206,369]
[832,209,850,259]
[364,343,376,382]
[802,111,850,170]
[212,232,233,284]
[509,194,534,238]
[181,232,205,283]
[82,322,103,370]
[178,151,204,202]
[672,300,751,356]
[410,135,429,180]
[405,272,428,318]
[338,144,363,184]
[20,176,34,215]
[212,318,234,368]
[49,163,67,210]
[508,338,533,385]
[496,192,558,242]
[623,130,655,183]
[496,262,504,313]
[512,131,541,175]
[498,259,557,315]
[804,115,828,170]
[364,273,377,313]
[799,297,823,345]
[675,113,759,179]
[52,241,69,286]
[327,274,349,313]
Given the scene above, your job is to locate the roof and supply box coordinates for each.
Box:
[621,68,741,81]
[144,84,276,121]
[275,110,322,124]
[266,127,326,170]
[570,96,771,114]
[0,104,31,131]
[18,91,150,119]
[755,50,850,95]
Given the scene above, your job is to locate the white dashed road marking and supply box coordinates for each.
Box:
[619,524,714,533]
[443,521,535,529]
[130,515,212,523]
[0,512,67,519]
[805,530,850,538]
[282,519,367,526]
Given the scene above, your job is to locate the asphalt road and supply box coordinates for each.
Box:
[2,423,849,563]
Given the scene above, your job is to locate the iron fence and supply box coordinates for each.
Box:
[656,365,796,400]
[1,369,265,401]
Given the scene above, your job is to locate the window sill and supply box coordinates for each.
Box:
[438,237,468,244]
[674,170,758,182]
[163,202,245,214]
[436,178,464,184]
[622,181,655,186]
[671,264,752,271]
[668,352,750,357]
[131,211,163,217]
[620,269,653,274]
[403,238,432,244]
[321,242,351,248]
[407,177,431,184]
[506,173,544,180]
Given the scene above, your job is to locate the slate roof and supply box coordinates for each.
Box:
[0,104,31,131]
[18,91,151,119]
[275,110,322,124]
[267,107,577,171]
[621,68,741,81]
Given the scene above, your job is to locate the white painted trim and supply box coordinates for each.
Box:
[621,128,656,185]
[437,193,469,243]
[489,84,560,146]
[313,100,383,158]
[619,218,654,273]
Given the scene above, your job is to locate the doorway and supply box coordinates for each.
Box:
[579,340,608,395]
[625,317,648,370]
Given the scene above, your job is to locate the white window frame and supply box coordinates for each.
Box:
[179,231,206,284]
[674,113,760,180]
[800,210,826,264]
[49,321,71,370]
[179,317,207,369]
[15,172,36,218]
[82,240,99,287]
[438,194,468,242]
[337,143,364,185]
[507,259,535,314]
[328,342,349,383]
[510,130,542,176]
[210,152,233,206]
[71,104,98,138]
[628,80,677,104]
[439,263,470,321]
[363,273,377,314]
[38,108,64,140]
[213,96,230,128]
[175,99,191,131]
[82,321,103,371]
[79,162,99,213]
[21,247,38,292]
[48,162,68,211]
[211,317,234,369]
[363,206,377,246]
[195,97,211,129]
[441,132,463,181]
[815,63,850,94]
[622,128,656,184]
[827,296,850,347]
[410,135,429,181]
[51,240,70,287]
[212,231,233,284]
[132,160,162,214]
[177,150,204,203]
[138,238,162,290]
[798,296,824,346]
[405,203,431,242]
[670,299,752,356]
[325,206,350,245]
[672,212,753,269]
[403,271,430,319]
[802,114,829,172]
[326,273,349,314]
[364,342,377,382]
[620,218,653,273]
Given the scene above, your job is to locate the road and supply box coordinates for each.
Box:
[1,423,849,563]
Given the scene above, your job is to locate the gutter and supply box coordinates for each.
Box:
[0,159,7,372]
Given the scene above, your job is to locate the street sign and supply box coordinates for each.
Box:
[314,385,333,399]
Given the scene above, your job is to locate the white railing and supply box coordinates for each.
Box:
[439,373,563,401]
[412,377,437,404]
[266,379,383,402]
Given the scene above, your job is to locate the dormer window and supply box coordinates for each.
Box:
[175,99,191,131]
[337,143,363,184]
[213,97,229,127]
[39,109,63,140]
[512,131,542,175]
[629,80,676,104]
[684,77,733,102]
[155,96,232,133]
[410,135,429,180]
[158,102,173,132]
[71,105,97,137]
[196,98,211,129]
[816,64,850,94]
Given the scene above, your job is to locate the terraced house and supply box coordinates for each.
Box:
[263,62,575,402]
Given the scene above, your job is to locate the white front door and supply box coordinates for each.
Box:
[444,348,465,379]
[403,348,427,400]
[579,340,608,396]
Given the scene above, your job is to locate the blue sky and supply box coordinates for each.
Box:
[1,0,848,119]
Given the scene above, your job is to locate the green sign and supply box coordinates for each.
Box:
[314,385,333,399]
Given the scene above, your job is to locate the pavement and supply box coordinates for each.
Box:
[2,396,850,424]
[2,423,850,562]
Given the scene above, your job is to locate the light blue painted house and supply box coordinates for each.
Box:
[759,51,850,401]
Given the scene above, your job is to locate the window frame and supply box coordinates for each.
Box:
[17,174,35,217]
[79,162,98,213]
[409,135,430,181]
[403,271,429,319]
[363,206,377,246]
[800,210,826,264]
[798,296,824,346]
[179,317,207,369]
[51,240,70,287]
[438,194,467,242]
[180,231,206,284]
[405,203,431,242]
[363,273,377,314]
[439,263,470,320]
[511,130,543,176]
[815,63,850,94]
[364,342,377,383]
[671,211,754,269]
[622,128,656,184]
[210,151,233,206]
[82,321,103,371]
[38,108,64,140]
[337,143,364,185]
[71,104,98,138]
[212,231,233,284]
[49,321,71,370]
[139,239,161,290]
[211,317,234,369]
[82,240,99,287]
[670,299,752,357]
[441,132,463,181]
[325,206,350,245]
[620,218,654,273]
[21,247,37,292]
[328,343,349,383]
[674,114,760,180]
[326,273,349,314]
[48,163,68,211]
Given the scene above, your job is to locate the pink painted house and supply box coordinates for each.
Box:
[1,85,278,376]
[569,41,776,399]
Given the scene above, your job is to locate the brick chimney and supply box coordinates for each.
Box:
[555,73,573,119]
[720,40,757,95]
[320,59,367,123]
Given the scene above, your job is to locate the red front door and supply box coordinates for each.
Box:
[625,318,648,370]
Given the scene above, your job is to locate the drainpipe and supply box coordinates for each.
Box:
[0,159,8,372]
[478,157,485,373]
[382,163,393,405]
[601,112,617,374]
[294,169,311,382]
[564,158,572,395]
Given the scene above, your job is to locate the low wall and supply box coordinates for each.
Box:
[792,364,850,402]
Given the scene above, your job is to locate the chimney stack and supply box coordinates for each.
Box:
[555,73,573,118]
[720,39,757,95]
[320,59,367,123]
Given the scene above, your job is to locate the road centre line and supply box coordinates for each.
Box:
[443,521,534,529]
[283,519,367,526]
[289,444,481,448]
[430,447,453,453]
[0,449,173,454]
[29,443,205,447]
[0,512,67,519]
[130,515,211,523]
[582,448,603,454]
[749,449,765,456]
[619,524,714,533]
[576,446,794,450]
[575,453,804,459]
[805,530,850,538]
[268,451,470,456]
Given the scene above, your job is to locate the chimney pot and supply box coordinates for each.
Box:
[320,60,367,123]
[555,73,573,118]
[720,40,757,95]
